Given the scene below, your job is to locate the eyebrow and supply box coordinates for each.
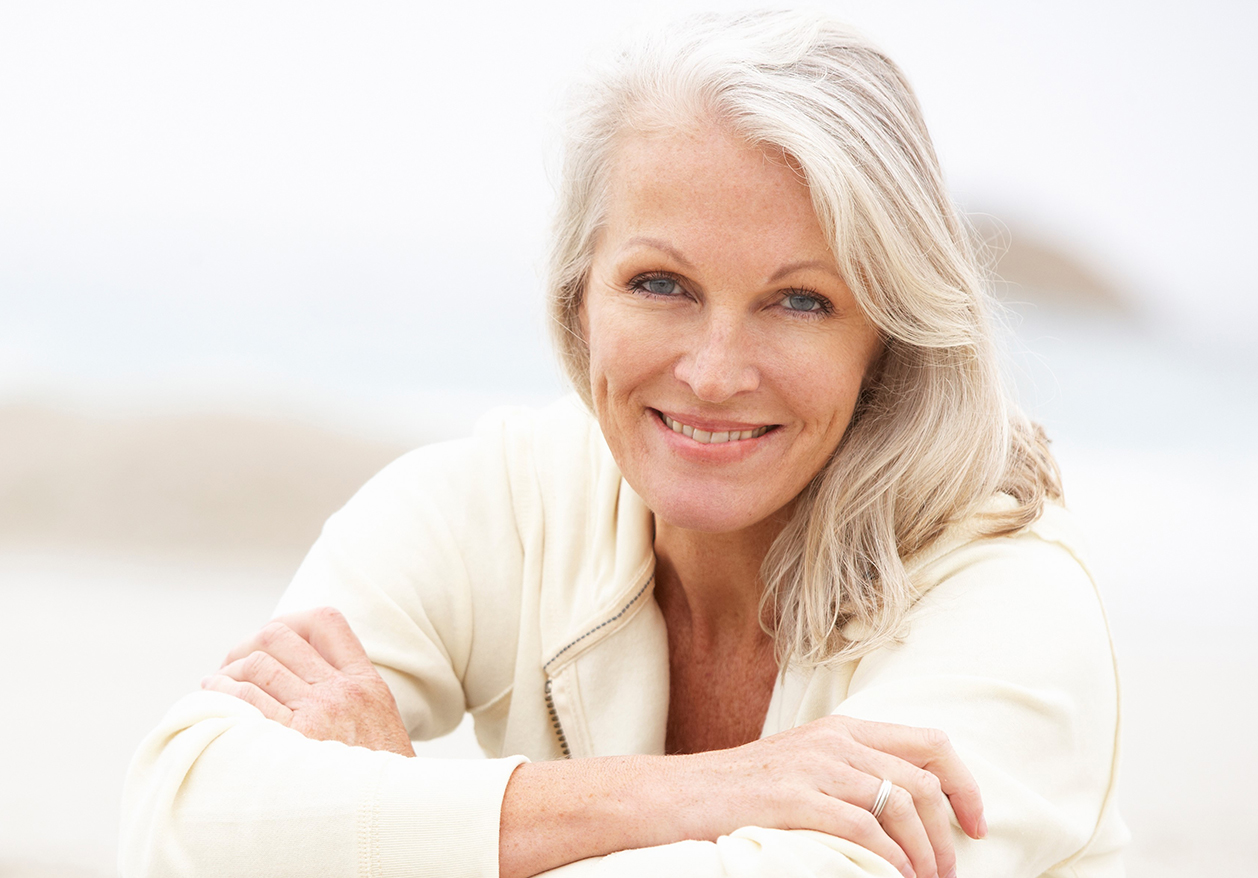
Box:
[620,237,843,285]
[621,237,695,270]
[766,260,844,284]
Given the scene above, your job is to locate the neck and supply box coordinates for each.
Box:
[651,511,789,645]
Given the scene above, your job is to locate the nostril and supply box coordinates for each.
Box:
[674,349,759,403]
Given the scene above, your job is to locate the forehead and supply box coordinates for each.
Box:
[598,124,833,262]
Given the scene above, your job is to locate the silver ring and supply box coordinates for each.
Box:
[870,778,894,819]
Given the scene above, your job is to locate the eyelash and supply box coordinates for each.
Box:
[626,272,834,318]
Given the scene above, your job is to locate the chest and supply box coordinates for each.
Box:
[664,627,779,755]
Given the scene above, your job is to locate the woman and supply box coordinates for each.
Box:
[121,11,1123,878]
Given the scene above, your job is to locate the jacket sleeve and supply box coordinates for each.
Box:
[532,519,1124,878]
[118,425,530,878]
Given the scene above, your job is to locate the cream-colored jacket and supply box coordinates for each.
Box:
[120,398,1126,877]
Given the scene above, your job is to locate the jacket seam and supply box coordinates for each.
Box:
[541,572,655,758]
[542,574,654,672]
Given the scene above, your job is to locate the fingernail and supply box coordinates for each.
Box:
[977,815,988,838]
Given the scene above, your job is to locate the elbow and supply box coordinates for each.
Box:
[118,697,247,877]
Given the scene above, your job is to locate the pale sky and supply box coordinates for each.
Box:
[1,0,1254,428]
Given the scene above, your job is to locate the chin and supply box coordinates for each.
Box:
[647,486,781,535]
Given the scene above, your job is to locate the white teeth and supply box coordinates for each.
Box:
[660,414,770,444]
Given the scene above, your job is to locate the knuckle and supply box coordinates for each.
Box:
[885,788,916,820]
[314,606,345,626]
[912,769,943,799]
[819,716,854,747]
[826,714,854,734]
[921,726,951,752]
[258,621,288,647]
[242,649,273,678]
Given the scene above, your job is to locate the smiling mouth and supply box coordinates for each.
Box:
[659,412,774,444]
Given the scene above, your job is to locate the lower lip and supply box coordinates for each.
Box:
[651,410,777,461]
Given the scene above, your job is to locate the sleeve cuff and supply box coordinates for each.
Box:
[371,753,529,878]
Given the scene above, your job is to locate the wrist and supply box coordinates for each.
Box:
[498,754,699,878]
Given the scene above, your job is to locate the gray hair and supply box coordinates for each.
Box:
[547,9,1061,666]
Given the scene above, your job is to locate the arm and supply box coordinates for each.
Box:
[499,719,985,878]
[120,690,525,878]
[509,514,1122,877]
[155,522,1115,878]
[173,515,1115,878]
[120,430,529,877]
[202,604,983,878]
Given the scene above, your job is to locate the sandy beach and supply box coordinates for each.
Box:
[1,405,1255,877]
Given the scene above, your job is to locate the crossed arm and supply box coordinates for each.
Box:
[124,541,1119,878]
[200,607,983,878]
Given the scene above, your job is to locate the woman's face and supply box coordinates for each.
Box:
[581,123,882,535]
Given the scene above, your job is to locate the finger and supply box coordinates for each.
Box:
[221,621,334,684]
[844,719,985,838]
[869,781,938,878]
[271,606,371,672]
[201,674,295,726]
[848,751,956,878]
[220,650,311,705]
[808,796,915,878]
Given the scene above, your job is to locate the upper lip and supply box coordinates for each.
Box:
[653,408,776,432]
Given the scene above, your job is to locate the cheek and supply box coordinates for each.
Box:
[763,334,878,427]
[585,301,676,398]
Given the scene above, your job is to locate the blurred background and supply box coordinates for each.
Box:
[1,1,1255,876]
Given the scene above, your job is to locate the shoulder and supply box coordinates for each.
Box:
[333,395,611,523]
[858,499,1118,726]
[310,396,647,615]
[284,395,613,616]
[472,395,621,514]
[906,499,1107,645]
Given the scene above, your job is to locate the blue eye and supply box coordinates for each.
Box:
[784,293,822,312]
[640,277,679,296]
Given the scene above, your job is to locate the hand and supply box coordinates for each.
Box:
[502,714,984,878]
[680,715,985,878]
[200,606,416,758]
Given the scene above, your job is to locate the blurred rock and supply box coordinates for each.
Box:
[971,216,1134,315]
[0,405,408,564]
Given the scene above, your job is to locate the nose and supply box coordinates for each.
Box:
[673,314,760,403]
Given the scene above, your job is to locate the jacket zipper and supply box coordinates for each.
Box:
[543,678,572,759]
[541,574,654,760]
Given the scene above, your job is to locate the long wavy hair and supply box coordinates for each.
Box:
[546,9,1062,666]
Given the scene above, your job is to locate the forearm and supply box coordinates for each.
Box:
[499,735,934,878]
[503,763,909,878]
[500,754,711,878]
